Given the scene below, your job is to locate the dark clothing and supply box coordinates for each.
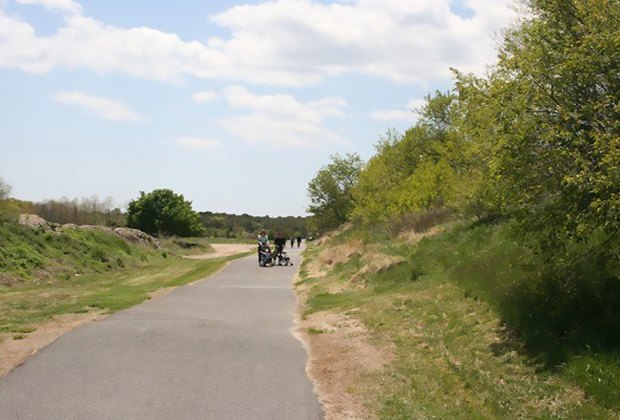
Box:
[296,236,302,247]
[274,236,286,256]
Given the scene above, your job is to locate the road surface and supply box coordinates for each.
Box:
[0,246,323,420]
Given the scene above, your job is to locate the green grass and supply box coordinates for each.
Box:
[298,221,620,418]
[0,222,155,281]
[0,221,251,341]
[0,253,244,337]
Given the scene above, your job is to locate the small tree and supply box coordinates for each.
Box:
[307,153,363,232]
[126,189,205,237]
[0,177,11,200]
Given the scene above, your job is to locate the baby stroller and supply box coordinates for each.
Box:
[274,245,292,266]
[259,244,273,267]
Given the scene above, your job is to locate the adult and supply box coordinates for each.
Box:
[274,232,287,264]
[290,237,295,248]
[296,235,302,248]
[257,230,269,264]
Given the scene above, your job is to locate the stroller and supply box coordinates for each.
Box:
[259,244,273,267]
[274,245,292,266]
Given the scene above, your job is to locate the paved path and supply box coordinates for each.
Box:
[0,246,323,420]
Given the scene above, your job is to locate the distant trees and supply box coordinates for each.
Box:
[126,189,205,237]
[33,196,124,226]
[307,153,363,232]
[199,212,308,239]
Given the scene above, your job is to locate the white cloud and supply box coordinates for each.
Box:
[372,98,426,122]
[221,86,347,148]
[16,0,82,14]
[0,0,517,86]
[192,91,219,103]
[52,92,140,121]
[173,137,220,149]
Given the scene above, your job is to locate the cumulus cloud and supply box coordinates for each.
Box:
[192,91,219,103]
[0,0,517,86]
[221,86,347,148]
[173,137,220,149]
[52,92,140,121]
[372,98,426,122]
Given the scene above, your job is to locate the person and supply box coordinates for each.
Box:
[257,230,269,264]
[274,232,286,262]
[290,237,295,248]
[296,235,302,248]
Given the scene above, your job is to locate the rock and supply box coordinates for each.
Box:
[18,214,159,249]
[113,227,160,249]
[18,214,50,230]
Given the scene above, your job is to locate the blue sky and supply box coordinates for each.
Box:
[0,0,516,216]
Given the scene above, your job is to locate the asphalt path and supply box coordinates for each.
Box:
[0,246,323,420]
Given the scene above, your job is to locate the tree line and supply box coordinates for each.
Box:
[309,0,619,254]
[307,0,619,350]
[0,183,309,239]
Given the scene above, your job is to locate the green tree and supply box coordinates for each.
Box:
[460,0,620,248]
[126,189,205,237]
[352,92,477,223]
[307,153,363,232]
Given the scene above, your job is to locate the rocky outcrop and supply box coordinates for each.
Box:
[17,214,160,249]
[18,214,51,230]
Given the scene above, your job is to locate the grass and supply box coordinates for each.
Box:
[0,253,244,337]
[297,220,620,418]
[0,220,250,342]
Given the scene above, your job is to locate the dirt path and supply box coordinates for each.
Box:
[183,243,255,260]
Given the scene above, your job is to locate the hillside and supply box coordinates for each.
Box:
[0,215,164,286]
[296,220,620,419]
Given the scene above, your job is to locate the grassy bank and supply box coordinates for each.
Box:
[0,254,243,338]
[0,221,247,340]
[297,221,620,418]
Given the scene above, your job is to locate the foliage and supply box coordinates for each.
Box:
[126,189,205,237]
[307,153,363,232]
[457,0,620,250]
[352,91,481,224]
[199,211,308,240]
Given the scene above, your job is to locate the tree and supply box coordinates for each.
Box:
[460,0,620,249]
[307,153,363,232]
[0,177,11,200]
[126,189,205,237]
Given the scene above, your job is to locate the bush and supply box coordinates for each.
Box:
[126,189,205,237]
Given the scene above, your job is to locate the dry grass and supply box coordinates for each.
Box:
[295,227,615,418]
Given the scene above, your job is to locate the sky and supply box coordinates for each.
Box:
[0,0,517,217]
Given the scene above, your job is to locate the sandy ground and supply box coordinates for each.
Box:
[182,243,256,260]
[0,244,255,378]
[294,256,393,420]
[0,313,104,377]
